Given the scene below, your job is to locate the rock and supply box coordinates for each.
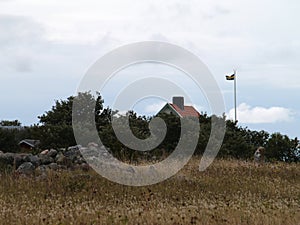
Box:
[99,145,109,153]
[39,154,54,165]
[14,153,33,168]
[47,149,58,158]
[67,145,82,151]
[26,155,40,167]
[0,153,14,172]
[0,153,15,172]
[56,153,72,167]
[16,162,35,175]
[35,165,47,175]
[64,148,81,162]
[88,142,98,148]
[74,157,86,165]
[35,165,48,180]
[81,147,98,158]
[0,153,15,166]
[0,145,96,174]
[40,149,49,155]
[47,163,59,170]
[80,147,88,151]
[14,154,26,169]
[56,153,65,163]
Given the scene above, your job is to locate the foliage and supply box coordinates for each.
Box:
[0,120,24,152]
[38,92,104,126]
[36,91,105,149]
[0,120,21,126]
[155,113,181,153]
[99,111,152,162]
[26,124,76,150]
[0,127,30,152]
[266,133,299,162]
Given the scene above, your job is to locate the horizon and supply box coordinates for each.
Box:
[1,91,298,140]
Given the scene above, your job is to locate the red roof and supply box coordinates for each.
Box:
[170,103,200,117]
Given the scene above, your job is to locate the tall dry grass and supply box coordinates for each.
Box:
[0,158,299,225]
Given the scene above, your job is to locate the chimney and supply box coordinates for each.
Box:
[173,96,184,110]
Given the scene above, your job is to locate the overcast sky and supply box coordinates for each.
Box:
[0,0,299,138]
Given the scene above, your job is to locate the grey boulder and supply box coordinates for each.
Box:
[17,162,35,175]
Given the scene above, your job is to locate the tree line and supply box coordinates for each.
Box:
[0,92,299,162]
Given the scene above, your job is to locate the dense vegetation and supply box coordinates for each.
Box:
[0,92,299,162]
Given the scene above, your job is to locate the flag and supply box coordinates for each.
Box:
[226,74,235,80]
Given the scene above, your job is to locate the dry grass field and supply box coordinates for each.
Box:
[0,158,299,225]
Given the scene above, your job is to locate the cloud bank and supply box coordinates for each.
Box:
[228,103,294,124]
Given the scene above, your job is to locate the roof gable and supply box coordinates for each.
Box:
[158,103,200,118]
[159,103,182,117]
[19,139,40,148]
[169,103,200,117]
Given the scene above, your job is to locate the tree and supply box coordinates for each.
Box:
[37,92,104,149]
[217,120,250,159]
[0,127,30,152]
[245,130,269,149]
[195,113,211,155]
[0,120,21,126]
[0,128,18,152]
[39,92,104,126]
[266,133,299,162]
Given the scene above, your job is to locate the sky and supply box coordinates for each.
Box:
[0,0,299,138]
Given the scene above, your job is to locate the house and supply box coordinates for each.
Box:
[157,97,200,118]
[19,139,40,151]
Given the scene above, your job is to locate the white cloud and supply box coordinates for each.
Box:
[144,102,166,114]
[228,103,294,124]
[0,0,299,137]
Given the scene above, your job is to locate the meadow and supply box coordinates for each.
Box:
[0,158,299,225]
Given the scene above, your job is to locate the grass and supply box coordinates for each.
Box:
[0,158,299,225]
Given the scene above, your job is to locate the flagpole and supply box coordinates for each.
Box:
[234,70,237,122]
